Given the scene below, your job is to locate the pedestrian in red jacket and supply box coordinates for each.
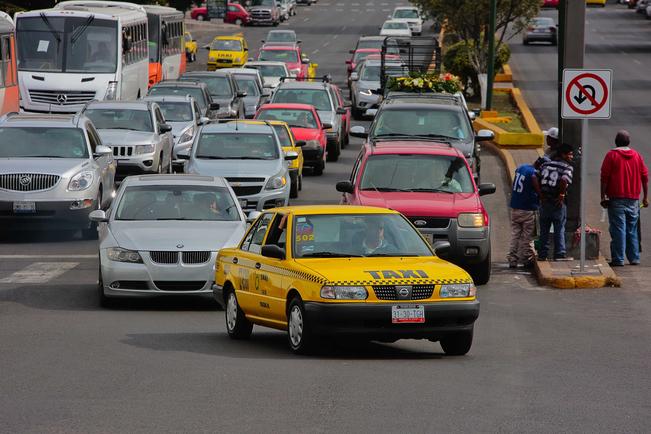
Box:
[600,130,649,266]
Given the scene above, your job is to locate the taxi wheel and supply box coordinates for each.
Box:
[440,328,473,356]
[326,140,340,162]
[225,291,253,339]
[287,297,315,354]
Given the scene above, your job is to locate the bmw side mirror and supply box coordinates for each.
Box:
[261,244,286,260]
[93,145,112,157]
[284,151,299,161]
[349,125,367,138]
[237,91,248,98]
[89,209,108,223]
[479,183,496,196]
[209,102,220,110]
[335,180,354,194]
[432,240,450,256]
[475,129,494,142]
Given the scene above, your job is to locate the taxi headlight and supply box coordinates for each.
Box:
[440,283,476,298]
[265,174,287,190]
[320,285,368,300]
[179,127,194,143]
[135,144,155,155]
[107,247,143,263]
[234,57,242,63]
[457,212,485,228]
[68,170,94,191]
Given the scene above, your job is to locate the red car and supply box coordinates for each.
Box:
[346,48,380,78]
[335,141,496,284]
[190,5,207,20]
[255,103,328,175]
[330,84,351,147]
[258,45,310,80]
[541,0,559,7]
[224,3,250,25]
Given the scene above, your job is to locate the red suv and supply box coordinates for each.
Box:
[258,44,310,80]
[255,103,329,175]
[336,141,496,284]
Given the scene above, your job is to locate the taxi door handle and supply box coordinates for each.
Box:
[255,263,261,269]
[232,257,238,264]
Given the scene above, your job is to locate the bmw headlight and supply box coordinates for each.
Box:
[135,144,155,155]
[321,285,368,300]
[68,171,94,191]
[179,127,194,143]
[359,88,373,96]
[265,174,287,190]
[107,247,143,263]
[440,283,476,298]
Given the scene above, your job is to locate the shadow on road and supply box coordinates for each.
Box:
[0,228,89,244]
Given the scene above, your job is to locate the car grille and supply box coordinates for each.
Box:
[217,58,233,64]
[251,10,272,19]
[149,251,211,264]
[231,185,262,196]
[181,251,211,264]
[373,285,435,300]
[0,173,60,192]
[154,281,207,291]
[225,177,265,183]
[113,146,134,157]
[149,251,179,264]
[28,89,96,106]
[408,217,450,229]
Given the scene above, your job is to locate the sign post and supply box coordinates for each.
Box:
[561,69,612,272]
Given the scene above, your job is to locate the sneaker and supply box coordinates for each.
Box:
[608,261,624,267]
[554,254,573,261]
[629,261,640,266]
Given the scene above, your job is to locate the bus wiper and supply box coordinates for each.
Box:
[71,15,95,45]
[301,252,362,258]
[39,13,61,44]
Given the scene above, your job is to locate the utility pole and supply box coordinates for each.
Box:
[485,0,497,110]
[559,0,586,232]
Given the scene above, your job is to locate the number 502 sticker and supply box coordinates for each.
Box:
[296,234,315,242]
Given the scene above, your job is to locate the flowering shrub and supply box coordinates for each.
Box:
[387,73,462,93]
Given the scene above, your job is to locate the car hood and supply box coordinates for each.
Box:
[0,158,89,176]
[357,190,482,217]
[290,127,321,141]
[109,220,246,251]
[357,79,381,91]
[189,157,282,177]
[297,256,471,285]
[262,77,281,88]
[97,129,157,145]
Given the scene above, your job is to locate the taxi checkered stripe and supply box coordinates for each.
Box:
[260,264,326,284]
[325,278,472,286]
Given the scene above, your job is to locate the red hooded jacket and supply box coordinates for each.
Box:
[601,147,648,200]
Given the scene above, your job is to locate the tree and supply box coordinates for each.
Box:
[413,0,540,98]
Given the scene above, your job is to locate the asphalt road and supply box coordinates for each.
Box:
[1,2,650,432]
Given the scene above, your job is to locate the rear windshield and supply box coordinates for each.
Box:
[181,75,233,97]
[156,102,194,122]
[85,109,153,132]
[257,109,318,129]
[149,86,208,111]
[0,127,88,158]
[259,49,298,63]
[371,108,472,141]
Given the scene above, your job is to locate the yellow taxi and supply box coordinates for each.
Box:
[207,35,248,71]
[266,120,303,199]
[586,0,606,6]
[184,31,197,62]
[213,205,479,355]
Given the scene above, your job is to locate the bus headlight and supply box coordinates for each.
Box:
[104,81,118,100]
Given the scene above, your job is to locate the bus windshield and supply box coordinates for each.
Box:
[17,16,118,73]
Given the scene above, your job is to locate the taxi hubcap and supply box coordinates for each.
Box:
[289,306,303,346]
[226,293,237,330]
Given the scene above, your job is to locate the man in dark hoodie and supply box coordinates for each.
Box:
[600,130,649,266]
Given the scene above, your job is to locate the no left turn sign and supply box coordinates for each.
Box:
[562,69,612,119]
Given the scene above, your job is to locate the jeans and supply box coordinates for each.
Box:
[539,201,566,259]
[608,198,640,265]
[507,208,537,264]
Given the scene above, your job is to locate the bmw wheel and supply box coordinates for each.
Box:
[287,297,314,354]
[225,290,253,339]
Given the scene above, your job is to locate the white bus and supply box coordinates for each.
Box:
[15,1,149,113]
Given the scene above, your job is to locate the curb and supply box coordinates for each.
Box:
[495,64,513,82]
[534,257,622,289]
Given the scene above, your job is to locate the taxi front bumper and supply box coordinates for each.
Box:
[303,300,479,340]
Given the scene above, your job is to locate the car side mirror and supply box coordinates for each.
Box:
[432,240,450,256]
[198,116,210,125]
[336,107,347,115]
[295,140,306,147]
[262,89,272,97]
[335,180,354,194]
[297,40,302,44]
[247,210,262,223]
[479,183,496,196]
[89,209,108,223]
[302,57,310,64]
[321,122,333,129]
[261,244,286,260]
[350,72,359,81]
[284,151,298,161]
[159,123,172,133]
[349,125,367,138]
[209,102,220,110]
[345,60,352,65]
[475,129,494,142]
[177,150,190,160]
[93,145,112,158]
[237,91,248,98]
[468,111,476,120]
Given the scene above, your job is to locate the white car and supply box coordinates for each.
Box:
[390,6,423,36]
[245,61,290,90]
[91,174,247,306]
[380,20,412,38]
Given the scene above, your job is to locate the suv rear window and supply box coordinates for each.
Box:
[371,108,472,140]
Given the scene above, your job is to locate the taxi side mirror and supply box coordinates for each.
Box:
[432,240,450,256]
[261,244,285,260]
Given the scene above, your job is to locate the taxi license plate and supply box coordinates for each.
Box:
[13,201,36,214]
[238,199,247,208]
[392,305,425,324]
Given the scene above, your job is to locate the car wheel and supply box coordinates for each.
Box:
[287,297,315,354]
[225,290,253,339]
[352,106,363,120]
[523,38,528,45]
[440,328,473,356]
[313,161,324,176]
[290,173,299,198]
[197,14,205,21]
[326,140,340,162]
[468,250,491,285]
[235,18,242,26]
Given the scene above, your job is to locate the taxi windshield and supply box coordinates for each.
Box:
[257,109,317,129]
[211,39,242,51]
[292,213,433,258]
[271,124,292,147]
[0,127,88,158]
[196,133,278,160]
[259,49,298,63]
[85,109,153,132]
[115,185,240,221]
[371,108,472,140]
[156,102,193,122]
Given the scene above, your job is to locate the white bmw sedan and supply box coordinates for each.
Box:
[90,174,247,306]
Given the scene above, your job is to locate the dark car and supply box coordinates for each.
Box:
[148,81,221,119]
[180,71,245,118]
[523,17,557,45]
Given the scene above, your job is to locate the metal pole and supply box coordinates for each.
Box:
[486,0,497,110]
[580,118,588,272]
[558,0,566,139]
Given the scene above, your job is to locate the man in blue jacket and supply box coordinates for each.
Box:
[508,163,541,268]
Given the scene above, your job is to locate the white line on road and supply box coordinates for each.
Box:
[633,59,642,65]
[313,49,320,53]
[0,254,96,259]
[0,262,79,284]
[333,34,339,39]
[303,17,309,22]
[323,41,330,47]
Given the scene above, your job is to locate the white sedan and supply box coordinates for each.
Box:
[380,20,412,38]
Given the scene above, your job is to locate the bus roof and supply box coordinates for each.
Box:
[46,1,147,20]
[0,12,14,34]
[142,4,184,18]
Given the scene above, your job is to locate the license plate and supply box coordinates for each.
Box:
[392,305,425,324]
[13,201,36,214]
[238,199,247,208]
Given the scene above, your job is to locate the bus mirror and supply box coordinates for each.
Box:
[122,32,132,53]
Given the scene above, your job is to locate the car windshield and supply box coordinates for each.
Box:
[0,127,88,158]
[257,109,318,129]
[234,76,260,96]
[533,18,555,27]
[394,9,419,19]
[85,109,153,132]
[115,185,240,221]
[360,154,474,193]
[211,39,242,51]
[273,89,331,111]
[267,31,296,43]
[383,21,409,30]
[272,124,292,147]
[251,64,287,77]
[16,16,118,73]
[259,49,298,63]
[357,39,399,54]
[156,102,193,122]
[181,75,233,97]
[195,133,279,160]
[353,51,376,63]
[292,213,433,258]
[371,108,472,140]
[149,86,207,111]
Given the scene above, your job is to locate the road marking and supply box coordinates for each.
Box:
[303,17,309,22]
[323,41,330,47]
[633,59,642,65]
[0,262,79,284]
[0,254,96,259]
[382,8,390,12]
[313,48,320,53]
[333,34,339,39]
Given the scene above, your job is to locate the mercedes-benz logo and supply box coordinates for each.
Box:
[413,220,427,227]
[19,175,32,186]
[56,94,67,105]
[176,243,184,249]
[396,286,411,299]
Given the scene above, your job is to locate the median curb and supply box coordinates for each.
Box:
[534,257,621,289]
[494,64,513,82]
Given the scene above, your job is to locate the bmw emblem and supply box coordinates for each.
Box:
[19,175,32,186]
[413,220,427,227]
[176,243,184,249]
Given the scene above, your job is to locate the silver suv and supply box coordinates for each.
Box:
[0,112,115,238]
[179,120,298,212]
[81,100,174,181]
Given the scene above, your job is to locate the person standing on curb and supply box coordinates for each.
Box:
[508,163,541,268]
[538,143,574,261]
[600,130,649,266]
